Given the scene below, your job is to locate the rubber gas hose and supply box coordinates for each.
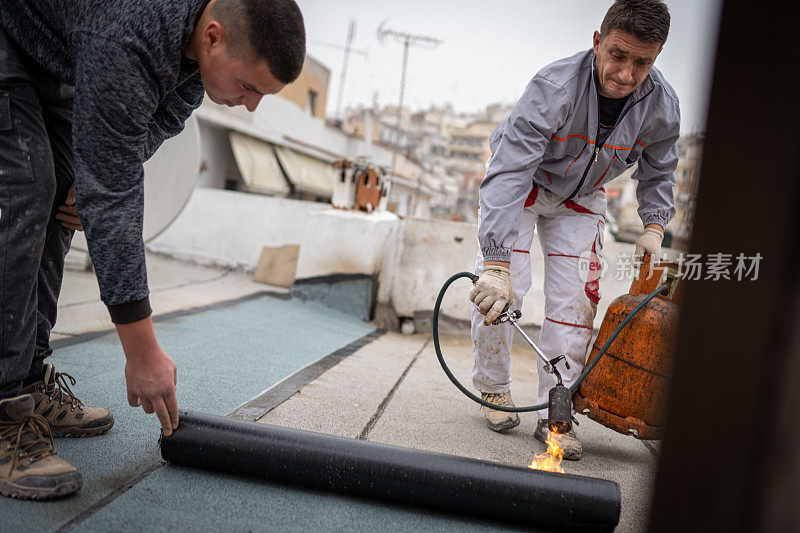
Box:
[433,272,669,412]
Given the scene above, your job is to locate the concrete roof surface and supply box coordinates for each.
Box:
[0,253,656,532]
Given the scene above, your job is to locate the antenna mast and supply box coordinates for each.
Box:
[377,21,443,203]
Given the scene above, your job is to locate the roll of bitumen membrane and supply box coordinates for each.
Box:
[160,411,621,532]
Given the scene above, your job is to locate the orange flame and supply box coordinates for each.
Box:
[528,430,565,474]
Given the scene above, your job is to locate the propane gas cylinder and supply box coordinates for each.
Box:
[573,256,682,440]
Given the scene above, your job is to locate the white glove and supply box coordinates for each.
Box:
[469,265,512,326]
[634,227,664,258]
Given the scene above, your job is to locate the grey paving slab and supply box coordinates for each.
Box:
[364,334,541,461]
[0,295,374,533]
[257,332,429,437]
[54,252,276,337]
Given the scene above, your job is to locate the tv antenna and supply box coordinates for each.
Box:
[312,19,368,123]
[376,20,443,192]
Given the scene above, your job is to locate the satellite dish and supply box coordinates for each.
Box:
[377,19,390,45]
[71,114,201,251]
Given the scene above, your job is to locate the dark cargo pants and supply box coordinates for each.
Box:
[0,29,74,399]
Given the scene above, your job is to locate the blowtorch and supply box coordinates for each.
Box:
[433,271,669,436]
[491,307,574,434]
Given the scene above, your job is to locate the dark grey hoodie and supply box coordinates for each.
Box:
[0,0,209,322]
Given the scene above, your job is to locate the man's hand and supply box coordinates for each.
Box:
[55,184,84,231]
[470,263,512,326]
[116,317,179,436]
[635,224,664,258]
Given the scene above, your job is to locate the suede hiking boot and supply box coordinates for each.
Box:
[0,394,82,500]
[481,391,520,432]
[22,363,113,438]
[534,419,582,460]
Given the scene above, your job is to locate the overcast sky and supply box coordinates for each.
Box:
[293,0,723,135]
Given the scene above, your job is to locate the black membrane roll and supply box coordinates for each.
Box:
[160,411,621,532]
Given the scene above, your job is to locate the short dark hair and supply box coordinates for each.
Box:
[212,0,306,84]
[600,0,670,46]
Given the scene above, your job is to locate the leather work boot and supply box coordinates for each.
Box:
[534,419,582,460]
[22,363,114,438]
[481,391,520,432]
[0,394,82,499]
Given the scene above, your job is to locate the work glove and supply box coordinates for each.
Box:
[634,227,664,259]
[469,265,512,326]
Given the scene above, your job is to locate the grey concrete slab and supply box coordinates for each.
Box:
[59,252,251,306]
[365,334,543,463]
[257,332,429,438]
[54,252,277,337]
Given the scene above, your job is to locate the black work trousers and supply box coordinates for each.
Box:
[0,29,75,399]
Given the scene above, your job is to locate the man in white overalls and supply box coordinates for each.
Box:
[470,0,679,460]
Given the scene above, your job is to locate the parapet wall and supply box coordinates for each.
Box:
[149,188,631,328]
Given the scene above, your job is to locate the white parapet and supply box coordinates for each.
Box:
[147,189,400,289]
[147,189,324,270]
[294,208,400,285]
[148,188,636,329]
[388,217,545,327]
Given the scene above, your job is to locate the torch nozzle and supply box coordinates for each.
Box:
[547,383,573,434]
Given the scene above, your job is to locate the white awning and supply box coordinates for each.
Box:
[273,146,336,197]
[229,132,290,195]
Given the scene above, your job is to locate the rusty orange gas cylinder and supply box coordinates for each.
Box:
[573,256,682,440]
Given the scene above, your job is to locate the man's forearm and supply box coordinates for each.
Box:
[117,314,179,436]
[115,316,160,361]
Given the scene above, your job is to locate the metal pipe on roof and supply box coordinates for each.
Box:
[161,411,621,532]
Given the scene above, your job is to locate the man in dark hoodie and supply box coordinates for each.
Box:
[0,0,305,499]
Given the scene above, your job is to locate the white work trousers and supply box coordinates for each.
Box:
[471,185,606,419]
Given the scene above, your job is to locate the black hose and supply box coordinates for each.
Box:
[433,271,668,413]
